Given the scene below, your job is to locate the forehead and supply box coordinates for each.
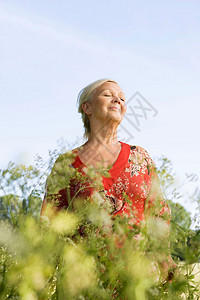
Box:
[96,82,124,95]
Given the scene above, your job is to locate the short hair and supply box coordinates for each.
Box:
[77,78,118,139]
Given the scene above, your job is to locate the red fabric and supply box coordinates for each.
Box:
[41,142,169,225]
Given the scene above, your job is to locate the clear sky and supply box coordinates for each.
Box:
[0,0,200,217]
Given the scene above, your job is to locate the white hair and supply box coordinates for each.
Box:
[77,78,118,139]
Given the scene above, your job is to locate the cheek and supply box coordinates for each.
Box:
[122,104,127,115]
[91,98,106,114]
[96,99,107,110]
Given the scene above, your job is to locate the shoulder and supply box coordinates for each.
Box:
[46,150,78,191]
[125,143,155,166]
[51,150,77,172]
[135,146,153,161]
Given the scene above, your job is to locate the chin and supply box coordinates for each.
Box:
[106,116,123,124]
[108,111,122,120]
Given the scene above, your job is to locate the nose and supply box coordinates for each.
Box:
[112,96,121,104]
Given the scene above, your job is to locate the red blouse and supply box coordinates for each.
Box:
[41,142,170,225]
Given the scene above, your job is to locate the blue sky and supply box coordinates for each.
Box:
[0,0,200,216]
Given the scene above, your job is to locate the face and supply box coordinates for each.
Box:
[83,82,127,124]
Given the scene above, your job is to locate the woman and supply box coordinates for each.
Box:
[41,78,176,283]
[41,78,170,225]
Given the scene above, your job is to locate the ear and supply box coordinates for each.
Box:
[82,102,92,115]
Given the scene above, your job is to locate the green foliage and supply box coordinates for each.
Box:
[0,152,199,299]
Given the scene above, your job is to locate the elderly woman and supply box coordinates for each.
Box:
[41,78,170,226]
[41,79,176,284]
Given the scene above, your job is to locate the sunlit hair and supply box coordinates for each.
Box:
[77,78,118,139]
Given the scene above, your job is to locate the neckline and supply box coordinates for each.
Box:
[73,141,130,178]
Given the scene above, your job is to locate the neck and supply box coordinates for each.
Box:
[87,121,120,147]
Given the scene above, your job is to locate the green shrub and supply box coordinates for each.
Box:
[0,151,199,299]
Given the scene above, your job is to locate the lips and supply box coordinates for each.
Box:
[109,106,120,111]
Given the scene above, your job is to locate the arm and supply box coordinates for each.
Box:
[143,151,177,282]
[40,152,77,219]
[145,161,171,223]
[40,151,95,219]
[40,187,69,218]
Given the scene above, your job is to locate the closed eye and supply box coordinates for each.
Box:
[103,92,125,102]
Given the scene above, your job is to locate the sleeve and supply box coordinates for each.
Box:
[40,151,95,218]
[40,152,77,218]
[40,185,69,217]
[146,164,171,223]
[138,146,171,223]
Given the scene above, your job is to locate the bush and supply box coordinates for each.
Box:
[0,151,199,299]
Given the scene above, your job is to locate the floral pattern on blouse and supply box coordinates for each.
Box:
[41,142,170,225]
